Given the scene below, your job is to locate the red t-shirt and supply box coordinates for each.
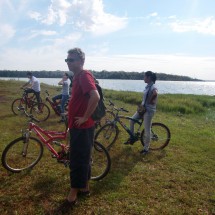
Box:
[68,70,97,129]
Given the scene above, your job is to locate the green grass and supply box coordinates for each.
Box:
[0,80,215,215]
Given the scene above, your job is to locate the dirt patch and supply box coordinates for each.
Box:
[0,90,10,94]
[0,95,8,103]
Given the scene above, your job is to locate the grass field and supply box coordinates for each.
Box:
[0,80,215,215]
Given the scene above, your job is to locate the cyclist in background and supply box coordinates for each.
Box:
[21,72,41,109]
[52,73,71,123]
[129,71,158,155]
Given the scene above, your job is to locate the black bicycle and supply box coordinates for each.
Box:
[95,100,116,130]
[95,101,171,151]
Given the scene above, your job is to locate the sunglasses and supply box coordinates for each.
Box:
[65,58,78,63]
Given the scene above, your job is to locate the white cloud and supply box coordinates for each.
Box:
[168,15,177,19]
[0,24,15,45]
[0,32,82,71]
[28,0,71,26]
[28,0,127,35]
[28,11,42,21]
[26,30,57,40]
[149,12,158,17]
[73,0,127,35]
[169,16,215,35]
[50,32,82,47]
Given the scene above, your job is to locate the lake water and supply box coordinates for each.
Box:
[1,77,215,96]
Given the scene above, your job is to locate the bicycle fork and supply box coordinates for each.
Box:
[21,129,31,157]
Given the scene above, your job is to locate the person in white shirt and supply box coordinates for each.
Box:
[129,71,158,155]
[21,72,41,108]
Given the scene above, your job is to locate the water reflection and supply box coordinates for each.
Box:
[1,77,215,95]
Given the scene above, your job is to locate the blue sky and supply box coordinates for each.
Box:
[0,0,215,80]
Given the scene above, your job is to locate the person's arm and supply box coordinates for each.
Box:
[74,90,100,127]
[58,79,63,85]
[20,80,30,89]
[149,89,158,105]
[59,76,68,85]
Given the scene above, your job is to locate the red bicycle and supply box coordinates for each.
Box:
[11,89,50,122]
[45,90,69,117]
[1,111,111,181]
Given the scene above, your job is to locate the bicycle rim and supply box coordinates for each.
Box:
[95,123,118,150]
[99,110,115,128]
[141,123,171,150]
[91,141,111,181]
[11,98,27,115]
[30,103,50,122]
[2,137,43,173]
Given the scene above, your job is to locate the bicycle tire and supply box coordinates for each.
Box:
[30,102,50,122]
[11,98,27,115]
[99,110,115,128]
[140,122,171,150]
[95,123,119,150]
[1,137,44,173]
[91,141,111,181]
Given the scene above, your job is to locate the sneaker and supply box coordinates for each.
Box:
[58,119,65,123]
[52,199,77,214]
[140,149,149,155]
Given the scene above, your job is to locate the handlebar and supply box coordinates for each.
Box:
[20,87,27,95]
[108,100,129,113]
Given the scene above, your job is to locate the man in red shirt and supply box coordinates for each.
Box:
[60,48,100,210]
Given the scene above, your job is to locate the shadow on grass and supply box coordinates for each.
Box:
[33,176,56,197]
[91,146,167,196]
[0,168,35,185]
[0,113,17,119]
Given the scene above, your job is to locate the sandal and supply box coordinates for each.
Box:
[53,199,77,215]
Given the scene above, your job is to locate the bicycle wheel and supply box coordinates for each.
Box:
[30,102,50,122]
[1,137,44,173]
[95,123,119,150]
[91,141,111,181]
[11,98,27,115]
[99,110,115,127]
[141,122,171,150]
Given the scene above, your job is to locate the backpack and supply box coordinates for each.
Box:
[91,82,106,121]
[79,71,106,121]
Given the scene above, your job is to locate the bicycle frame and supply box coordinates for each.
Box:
[22,93,36,109]
[24,122,69,159]
[46,96,61,115]
[45,91,63,116]
[112,113,143,139]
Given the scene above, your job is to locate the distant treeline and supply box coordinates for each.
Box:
[0,70,202,81]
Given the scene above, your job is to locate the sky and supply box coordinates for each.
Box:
[0,0,215,80]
